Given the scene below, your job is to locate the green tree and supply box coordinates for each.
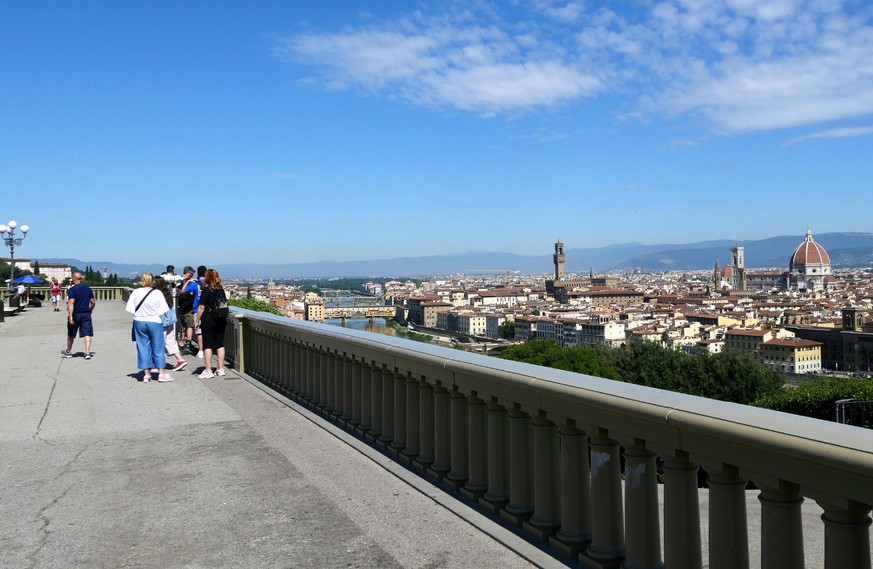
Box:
[501,339,783,405]
[500,340,621,380]
[229,298,283,316]
[754,377,873,427]
[499,320,515,340]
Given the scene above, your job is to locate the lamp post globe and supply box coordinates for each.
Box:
[2,219,29,293]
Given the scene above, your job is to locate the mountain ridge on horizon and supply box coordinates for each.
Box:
[32,232,873,280]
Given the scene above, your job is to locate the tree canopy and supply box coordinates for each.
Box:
[500,339,784,405]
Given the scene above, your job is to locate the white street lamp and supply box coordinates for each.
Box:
[1,220,30,293]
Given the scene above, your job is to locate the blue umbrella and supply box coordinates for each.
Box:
[13,275,43,284]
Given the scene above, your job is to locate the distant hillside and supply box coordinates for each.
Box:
[33,232,873,279]
[614,233,873,271]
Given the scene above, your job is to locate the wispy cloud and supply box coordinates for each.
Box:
[277,1,873,134]
[784,124,873,145]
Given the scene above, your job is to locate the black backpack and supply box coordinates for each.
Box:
[176,280,199,313]
[211,288,229,320]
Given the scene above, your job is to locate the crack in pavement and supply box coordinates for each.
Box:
[26,483,73,569]
[24,443,94,568]
[33,375,58,438]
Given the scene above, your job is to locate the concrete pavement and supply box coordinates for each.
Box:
[0,300,547,568]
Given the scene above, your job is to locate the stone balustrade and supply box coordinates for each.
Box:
[224,308,872,568]
[28,285,129,302]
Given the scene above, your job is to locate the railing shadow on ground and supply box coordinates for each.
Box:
[224,308,873,569]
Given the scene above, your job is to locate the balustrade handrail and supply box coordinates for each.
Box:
[236,309,873,498]
[227,308,872,568]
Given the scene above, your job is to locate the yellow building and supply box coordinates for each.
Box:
[760,338,822,374]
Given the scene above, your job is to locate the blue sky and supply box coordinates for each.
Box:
[2,1,872,266]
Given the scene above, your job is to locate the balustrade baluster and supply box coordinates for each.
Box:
[706,464,749,569]
[341,354,353,423]
[662,453,702,569]
[305,345,316,404]
[350,357,362,429]
[524,413,561,541]
[328,353,339,417]
[502,407,533,526]
[461,393,487,500]
[446,388,469,490]
[291,341,302,396]
[379,365,394,449]
[482,400,509,514]
[416,379,435,472]
[317,348,329,411]
[429,383,451,481]
[368,363,382,441]
[268,333,277,388]
[623,443,663,569]
[551,422,591,557]
[390,370,406,456]
[359,361,372,434]
[758,482,805,569]
[817,499,872,569]
[583,433,625,568]
[403,372,420,463]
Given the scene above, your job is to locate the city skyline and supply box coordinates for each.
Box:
[2,1,872,265]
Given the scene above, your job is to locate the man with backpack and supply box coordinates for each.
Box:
[177,266,201,356]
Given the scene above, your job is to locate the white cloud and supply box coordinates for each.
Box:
[277,1,873,134]
[784,124,873,144]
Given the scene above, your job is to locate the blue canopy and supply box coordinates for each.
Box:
[13,275,43,284]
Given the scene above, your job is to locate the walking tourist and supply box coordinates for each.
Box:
[126,273,173,383]
[50,277,61,311]
[62,271,95,359]
[154,276,187,372]
[195,268,228,379]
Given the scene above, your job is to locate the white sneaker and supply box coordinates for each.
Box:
[215,369,226,377]
[196,352,204,359]
[198,370,215,379]
[157,374,174,383]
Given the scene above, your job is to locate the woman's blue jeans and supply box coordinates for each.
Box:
[133,320,166,370]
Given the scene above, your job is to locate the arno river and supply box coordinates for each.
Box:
[321,290,399,337]
[327,317,397,337]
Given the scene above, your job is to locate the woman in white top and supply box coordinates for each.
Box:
[126,273,173,383]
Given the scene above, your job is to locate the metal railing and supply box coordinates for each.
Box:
[224,309,872,568]
[837,399,873,429]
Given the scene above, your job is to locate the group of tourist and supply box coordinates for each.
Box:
[62,264,228,384]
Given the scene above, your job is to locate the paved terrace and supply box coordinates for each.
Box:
[2,300,838,568]
[0,300,550,568]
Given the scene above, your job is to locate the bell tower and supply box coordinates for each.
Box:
[553,240,565,281]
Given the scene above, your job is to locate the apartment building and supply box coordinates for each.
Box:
[760,338,822,374]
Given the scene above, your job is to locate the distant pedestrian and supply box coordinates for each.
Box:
[196,268,228,379]
[62,271,96,359]
[50,278,62,311]
[154,276,187,372]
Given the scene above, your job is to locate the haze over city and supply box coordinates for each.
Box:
[2,1,872,265]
